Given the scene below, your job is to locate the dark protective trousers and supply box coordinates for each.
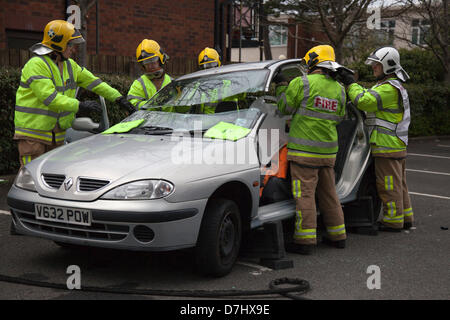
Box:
[374,157,414,229]
[290,161,346,245]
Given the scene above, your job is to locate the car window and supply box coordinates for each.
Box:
[144,70,269,111]
[121,108,262,133]
[268,63,305,96]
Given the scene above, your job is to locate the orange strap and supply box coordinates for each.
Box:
[260,145,288,197]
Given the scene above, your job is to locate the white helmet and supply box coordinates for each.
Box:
[365,47,410,82]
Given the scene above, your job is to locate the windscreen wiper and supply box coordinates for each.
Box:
[129,126,174,135]
[188,128,208,137]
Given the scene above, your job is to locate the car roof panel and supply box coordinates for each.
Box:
[177,59,302,80]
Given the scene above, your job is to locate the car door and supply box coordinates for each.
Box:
[257,61,304,165]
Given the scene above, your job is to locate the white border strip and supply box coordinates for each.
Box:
[408,153,450,160]
[406,169,450,176]
[409,192,450,200]
[0,210,11,215]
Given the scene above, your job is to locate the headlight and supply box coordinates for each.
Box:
[14,167,37,192]
[100,180,174,200]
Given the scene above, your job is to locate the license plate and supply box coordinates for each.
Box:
[35,204,92,226]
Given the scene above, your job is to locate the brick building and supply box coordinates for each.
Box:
[0,0,215,67]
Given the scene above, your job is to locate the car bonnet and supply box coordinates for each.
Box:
[26,133,257,201]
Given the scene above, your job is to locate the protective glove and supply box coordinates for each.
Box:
[116,96,136,114]
[337,68,356,86]
[78,100,102,113]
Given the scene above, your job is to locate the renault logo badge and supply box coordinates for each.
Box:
[64,177,73,191]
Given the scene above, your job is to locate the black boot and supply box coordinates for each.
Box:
[404,222,413,230]
[376,222,401,233]
[285,243,314,255]
[322,237,346,249]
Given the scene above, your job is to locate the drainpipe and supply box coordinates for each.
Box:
[65,0,70,19]
[259,0,263,61]
[96,0,99,54]
[214,0,220,50]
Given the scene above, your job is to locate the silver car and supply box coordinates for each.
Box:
[8,59,380,277]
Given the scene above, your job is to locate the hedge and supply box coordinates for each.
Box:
[1,65,449,174]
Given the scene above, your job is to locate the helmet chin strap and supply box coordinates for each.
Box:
[146,69,164,80]
[377,72,395,81]
[49,51,68,62]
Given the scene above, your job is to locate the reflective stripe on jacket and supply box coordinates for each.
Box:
[127,74,172,110]
[277,73,346,157]
[347,77,410,153]
[15,55,122,142]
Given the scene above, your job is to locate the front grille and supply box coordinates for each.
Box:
[13,210,129,241]
[42,174,66,189]
[78,178,110,192]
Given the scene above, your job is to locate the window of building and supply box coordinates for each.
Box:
[376,20,396,44]
[411,19,430,45]
[269,25,288,46]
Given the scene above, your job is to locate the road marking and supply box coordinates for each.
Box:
[0,210,11,215]
[406,169,450,176]
[408,153,450,160]
[437,144,450,148]
[237,261,272,272]
[409,192,450,200]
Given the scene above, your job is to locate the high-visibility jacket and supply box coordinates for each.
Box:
[127,74,172,111]
[14,55,122,143]
[277,73,346,158]
[347,77,410,155]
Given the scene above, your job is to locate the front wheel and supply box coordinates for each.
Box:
[195,199,242,277]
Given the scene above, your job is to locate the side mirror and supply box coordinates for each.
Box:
[71,117,100,132]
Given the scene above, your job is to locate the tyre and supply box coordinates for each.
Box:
[358,164,382,222]
[195,199,242,277]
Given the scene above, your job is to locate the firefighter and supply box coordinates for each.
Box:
[198,47,222,70]
[276,45,347,254]
[14,20,134,168]
[195,47,231,114]
[127,39,172,111]
[339,46,414,232]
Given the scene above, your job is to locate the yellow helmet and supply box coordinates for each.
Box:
[198,47,221,69]
[303,45,336,69]
[39,20,84,53]
[136,39,167,65]
[304,45,340,71]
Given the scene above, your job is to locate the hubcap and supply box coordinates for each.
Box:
[219,213,235,257]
